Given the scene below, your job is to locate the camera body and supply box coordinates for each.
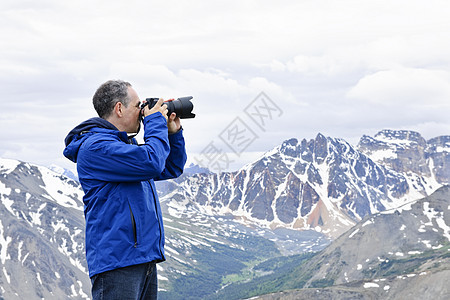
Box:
[141,96,195,119]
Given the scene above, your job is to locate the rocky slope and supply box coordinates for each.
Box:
[297,185,450,289]
[219,185,450,300]
[0,159,89,299]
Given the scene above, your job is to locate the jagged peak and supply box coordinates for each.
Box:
[281,138,299,147]
[184,163,212,175]
[315,132,326,140]
[427,135,450,146]
[374,129,426,144]
[260,133,358,162]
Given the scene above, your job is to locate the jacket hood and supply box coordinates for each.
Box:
[63,117,119,163]
[64,117,118,146]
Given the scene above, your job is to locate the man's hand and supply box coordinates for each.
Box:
[142,98,168,122]
[167,112,181,134]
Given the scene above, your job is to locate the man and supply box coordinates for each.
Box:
[63,80,186,299]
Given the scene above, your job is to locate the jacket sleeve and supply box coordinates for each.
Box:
[77,113,170,182]
[155,128,187,181]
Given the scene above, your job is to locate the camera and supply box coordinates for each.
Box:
[141,96,195,119]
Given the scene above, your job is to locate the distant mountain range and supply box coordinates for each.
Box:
[161,129,449,238]
[0,129,448,299]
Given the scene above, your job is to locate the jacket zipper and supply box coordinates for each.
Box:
[149,181,165,258]
[129,204,138,248]
[127,137,138,247]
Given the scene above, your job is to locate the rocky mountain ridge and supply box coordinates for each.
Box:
[162,129,448,238]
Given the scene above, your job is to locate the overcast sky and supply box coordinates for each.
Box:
[1,0,449,173]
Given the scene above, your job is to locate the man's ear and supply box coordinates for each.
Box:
[114,101,123,117]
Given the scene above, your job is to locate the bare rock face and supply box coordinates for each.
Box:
[358,130,430,175]
[427,135,450,184]
[358,129,449,185]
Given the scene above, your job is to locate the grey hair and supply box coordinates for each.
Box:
[93,80,132,118]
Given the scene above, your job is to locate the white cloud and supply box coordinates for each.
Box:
[347,68,450,107]
[1,0,450,171]
[268,32,450,77]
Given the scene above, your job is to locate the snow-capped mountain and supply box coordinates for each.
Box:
[0,158,89,299]
[162,130,448,238]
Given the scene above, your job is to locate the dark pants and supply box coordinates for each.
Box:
[91,262,158,300]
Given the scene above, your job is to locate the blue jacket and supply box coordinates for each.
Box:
[63,113,186,277]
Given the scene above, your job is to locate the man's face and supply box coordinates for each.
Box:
[122,87,142,133]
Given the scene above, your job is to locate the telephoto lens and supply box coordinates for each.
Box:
[141,96,195,119]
